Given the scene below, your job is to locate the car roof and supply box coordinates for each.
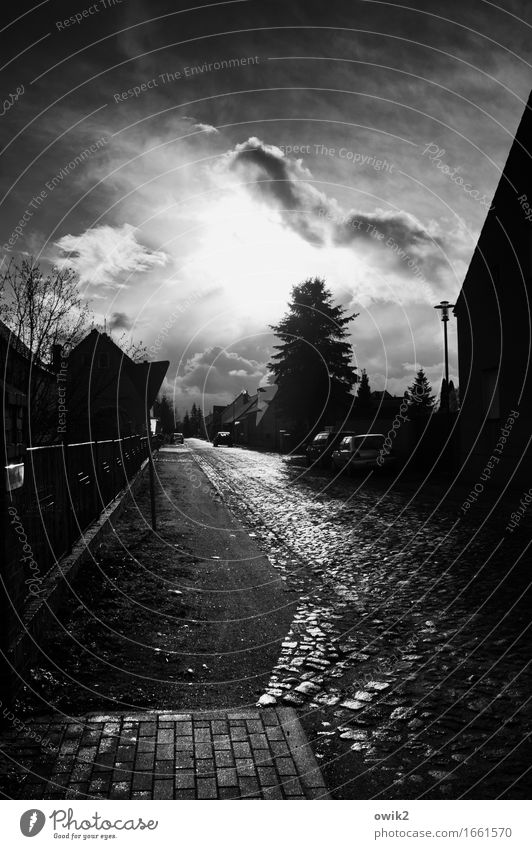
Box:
[314,429,355,438]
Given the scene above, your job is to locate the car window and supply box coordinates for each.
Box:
[313,433,329,444]
[339,436,352,448]
[353,435,385,450]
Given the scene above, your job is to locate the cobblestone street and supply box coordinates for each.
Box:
[192,441,531,800]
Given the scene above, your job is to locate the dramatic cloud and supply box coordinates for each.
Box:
[225,137,449,284]
[194,123,219,135]
[174,346,266,406]
[227,137,329,245]
[108,311,133,331]
[54,224,168,287]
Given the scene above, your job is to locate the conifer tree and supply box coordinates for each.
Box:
[407,368,435,414]
[268,278,357,432]
[356,368,372,410]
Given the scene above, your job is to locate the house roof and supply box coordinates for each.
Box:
[455,89,532,312]
[70,329,169,407]
[0,318,55,376]
[133,360,171,408]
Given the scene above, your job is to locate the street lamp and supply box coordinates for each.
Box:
[434,300,455,413]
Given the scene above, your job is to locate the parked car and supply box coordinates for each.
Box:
[213,431,233,447]
[331,433,395,473]
[306,430,356,468]
[173,432,184,444]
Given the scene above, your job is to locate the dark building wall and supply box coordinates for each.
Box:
[64,331,168,441]
[66,333,144,439]
[455,94,532,487]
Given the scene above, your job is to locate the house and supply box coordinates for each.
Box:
[454,91,532,487]
[220,390,252,433]
[211,385,293,450]
[61,329,169,441]
[204,405,225,440]
[369,390,404,417]
[0,319,56,465]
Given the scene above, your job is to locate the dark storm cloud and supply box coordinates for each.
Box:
[108,311,133,331]
[228,137,329,245]
[173,345,265,408]
[227,136,446,277]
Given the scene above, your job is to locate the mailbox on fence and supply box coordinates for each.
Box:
[4,462,24,491]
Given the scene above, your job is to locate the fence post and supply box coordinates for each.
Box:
[61,440,74,552]
[0,426,14,712]
[110,439,116,498]
[148,437,157,531]
[93,440,100,515]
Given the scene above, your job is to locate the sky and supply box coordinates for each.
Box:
[2,0,532,414]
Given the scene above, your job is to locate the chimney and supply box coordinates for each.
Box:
[51,343,63,373]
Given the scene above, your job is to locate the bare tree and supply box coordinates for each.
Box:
[109,331,150,364]
[0,258,92,442]
[0,258,91,360]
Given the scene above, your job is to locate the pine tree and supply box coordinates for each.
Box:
[157,395,175,433]
[190,403,199,437]
[356,369,372,410]
[407,369,435,414]
[182,410,191,437]
[268,278,358,433]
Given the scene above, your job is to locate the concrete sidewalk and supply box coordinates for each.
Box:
[0,707,329,800]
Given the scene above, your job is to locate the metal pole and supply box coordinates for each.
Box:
[147,432,157,532]
[434,301,454,415]
[443,318,449,387]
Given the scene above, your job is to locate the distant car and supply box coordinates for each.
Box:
[213,431,233,447]
[331,433,395,473]
[173,432,184,444]
[306,430,356,468]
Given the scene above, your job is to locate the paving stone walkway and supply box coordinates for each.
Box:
[0,708,329,800]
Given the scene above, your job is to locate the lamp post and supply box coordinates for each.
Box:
[434,300,455,413]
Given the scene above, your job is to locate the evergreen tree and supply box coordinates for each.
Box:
[268,278,358,433]
[356,369,372,410]
[157,394,175,434]
[407,369,435,414]
[190,403,201,437]
[182,410,191,437]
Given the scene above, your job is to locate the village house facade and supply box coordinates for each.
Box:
[62,329,169,441]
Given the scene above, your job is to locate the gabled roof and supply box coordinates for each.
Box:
[70,329,169,406]
[0,318,55,376]
[0,319,34,360]
[455,89,532,313]
[133,360,170,408]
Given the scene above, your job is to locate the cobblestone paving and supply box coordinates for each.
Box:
[193,443,532,799]
[0,708,328,800]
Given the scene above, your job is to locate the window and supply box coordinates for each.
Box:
[352,435,385,450]
[482,369,500,419]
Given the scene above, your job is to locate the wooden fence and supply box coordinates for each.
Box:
[2,435,150,654]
